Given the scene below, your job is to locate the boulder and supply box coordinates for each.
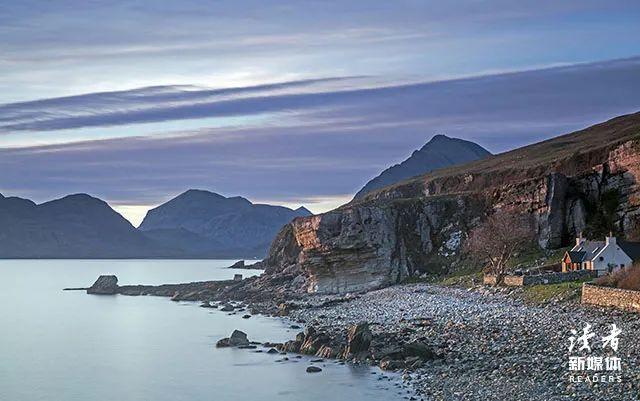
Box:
[229,330,250,346]
[402,340,435,360]
[220,304,234,312]
[87,275,118,295]
[342,322,372,357]
[306,366,322,373]
[300,332,331,355]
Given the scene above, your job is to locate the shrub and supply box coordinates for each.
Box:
[618,266,640,291]
[595,264,640,291]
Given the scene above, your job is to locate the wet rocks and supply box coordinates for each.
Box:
[86,275,118,295]
[342,322,372,358]
[216,329,250,348]
[229,330,249,346]
[306,366,322,373]
[220,303,235,312]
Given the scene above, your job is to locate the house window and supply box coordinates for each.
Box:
[599,256,604,262]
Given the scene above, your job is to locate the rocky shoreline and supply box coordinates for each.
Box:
[80,274,640,401]
[282,284,640,401]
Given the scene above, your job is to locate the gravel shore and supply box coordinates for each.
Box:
[287,284,640,401]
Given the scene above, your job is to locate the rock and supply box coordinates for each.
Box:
[220,304,234,312]
[87,275,118,295]
[229,330,250,346]
[300,332,331,354]
[242,314,251,319]
[379,358,405,371]
[200,301,214,308]
[306,366,322,373]
[238,345,257,349]
[229,260,245,269]
[267,348,279,354]
[342,322,372,357]
[310,359,324,363]
[290,324,302,329]
[216,338,231,348]
[402,341,436,360]
[279,340,302,353]
[278,302,299,316]
[316,344,340,359]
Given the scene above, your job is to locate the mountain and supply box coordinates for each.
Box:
[0,193,177,258]
[255,112,640,294]
[354,134,491,199]
[138,189,312,258]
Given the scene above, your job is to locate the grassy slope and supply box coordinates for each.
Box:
[353,111,640,205]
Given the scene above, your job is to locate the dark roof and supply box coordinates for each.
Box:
[571,240,605,262]
[566,251,587,263]
[619,240,640,262]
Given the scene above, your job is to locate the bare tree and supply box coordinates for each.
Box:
[466,211,535,285]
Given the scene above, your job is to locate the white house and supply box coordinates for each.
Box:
[562,234,640,277]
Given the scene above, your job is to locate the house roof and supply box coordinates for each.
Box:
[566,251,587,263]
[619,240,640,262]
[571,240,605,262]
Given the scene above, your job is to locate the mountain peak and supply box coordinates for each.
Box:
[355,135,491,199]
[428,133,450,142]
[295,206,313,216]
[180,189,224,198]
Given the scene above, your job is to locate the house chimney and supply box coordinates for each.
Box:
[576,232,584,247]
[606,232,616,246]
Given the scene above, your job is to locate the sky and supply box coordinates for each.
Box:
[1,1,640,226]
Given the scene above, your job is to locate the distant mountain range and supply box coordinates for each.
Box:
[139,189,311,258]
[0,193,173,258]
[0,191,310,259]
[354,134,491,199]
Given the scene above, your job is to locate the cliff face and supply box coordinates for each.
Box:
[260,112,640,294]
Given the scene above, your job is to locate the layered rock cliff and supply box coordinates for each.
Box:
[259,112,640,294]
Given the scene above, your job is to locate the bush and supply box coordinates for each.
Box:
[595,265,640,291]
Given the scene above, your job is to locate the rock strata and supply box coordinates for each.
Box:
[257,114,640,295]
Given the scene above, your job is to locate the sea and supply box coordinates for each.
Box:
[0,260,406,401]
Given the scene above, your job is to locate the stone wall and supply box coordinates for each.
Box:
[581,283,640,312]
[484,269,596,287]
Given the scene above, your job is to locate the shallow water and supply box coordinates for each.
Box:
[0,260,405,401]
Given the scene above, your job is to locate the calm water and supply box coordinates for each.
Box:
[0,260,404,401]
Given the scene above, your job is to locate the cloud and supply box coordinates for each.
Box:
[2,57,640,210]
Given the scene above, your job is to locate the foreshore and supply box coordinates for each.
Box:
[284,284,640,401]
[86,275,640,401]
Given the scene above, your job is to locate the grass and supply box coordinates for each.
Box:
[519,279,590,304]
[427,266,483,288]
[508,246,569,270]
